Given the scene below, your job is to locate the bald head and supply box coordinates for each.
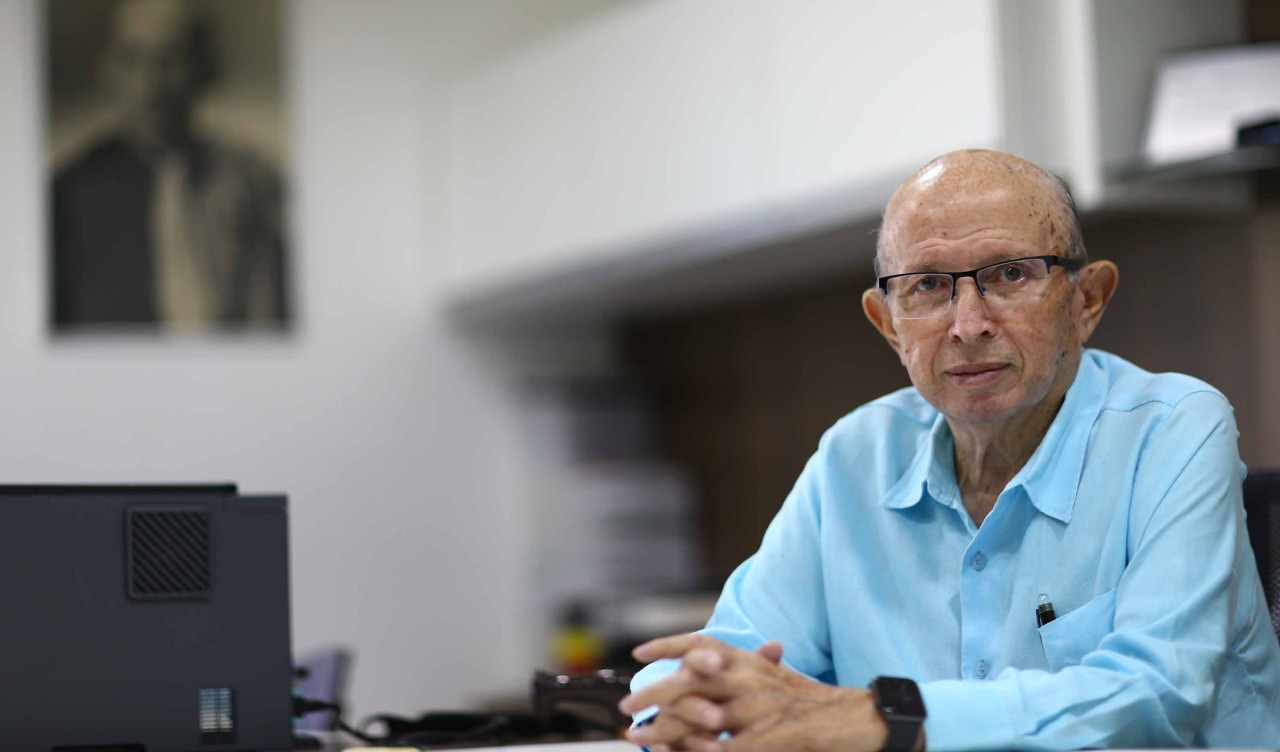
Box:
[861,149,1120,441]
[876,150,1085,276]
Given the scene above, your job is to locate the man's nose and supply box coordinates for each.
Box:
[948,278,994,342]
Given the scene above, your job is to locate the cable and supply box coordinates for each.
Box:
[293,696,380,744]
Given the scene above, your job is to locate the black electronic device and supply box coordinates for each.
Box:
[1237,118,1280,149]
[868,676,926,752]
[0,484,294,752]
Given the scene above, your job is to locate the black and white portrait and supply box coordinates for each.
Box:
[47,0,289,333]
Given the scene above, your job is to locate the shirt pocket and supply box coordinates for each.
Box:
[1037,587,1118,672]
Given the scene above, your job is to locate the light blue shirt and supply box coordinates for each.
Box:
[631,349,1280,749]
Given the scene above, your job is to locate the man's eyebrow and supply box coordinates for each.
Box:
[900,251,1031,274]
[905,261,942,273]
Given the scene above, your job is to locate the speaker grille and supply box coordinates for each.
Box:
[127,507,212,600]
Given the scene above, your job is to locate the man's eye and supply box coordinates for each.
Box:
[998,264,1025,282]
[914,276,942,293]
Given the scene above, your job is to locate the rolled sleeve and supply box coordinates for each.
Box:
[921,679,1022,751]
[627,439,838,726]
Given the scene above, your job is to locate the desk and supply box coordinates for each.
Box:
[340,742,634,752]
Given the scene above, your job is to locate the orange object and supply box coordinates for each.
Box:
[553,623,605,675]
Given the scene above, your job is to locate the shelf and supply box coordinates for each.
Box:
[1109,145,1280,184]
[445,173,899,331]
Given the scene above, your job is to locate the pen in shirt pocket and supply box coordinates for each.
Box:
[1036,593,1056,627]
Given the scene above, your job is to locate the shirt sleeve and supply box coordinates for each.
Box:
[628,436,838,724]
[922,391,1245,751]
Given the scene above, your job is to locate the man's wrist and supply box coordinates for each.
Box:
[858,695,922,751]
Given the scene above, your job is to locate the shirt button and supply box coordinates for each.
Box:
[971,552,986,571]
[975,660,989,678]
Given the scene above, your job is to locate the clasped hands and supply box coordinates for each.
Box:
[617,634,891,752]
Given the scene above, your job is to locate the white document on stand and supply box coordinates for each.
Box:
[1144,43,1280,164]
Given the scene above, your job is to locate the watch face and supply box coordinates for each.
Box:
[874,677,926,717]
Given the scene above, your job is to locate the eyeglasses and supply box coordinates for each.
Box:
[877,255,1083,320]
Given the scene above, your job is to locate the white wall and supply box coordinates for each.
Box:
[0,0,538,720]
[1,0,1115,724]
[444,0,1003,296]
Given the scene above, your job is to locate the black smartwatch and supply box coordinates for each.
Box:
[868,676,926,752]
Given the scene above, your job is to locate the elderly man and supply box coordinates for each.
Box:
[619,149,1280,751]
[52,0,286,331]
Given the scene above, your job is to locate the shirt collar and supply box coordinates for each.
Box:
[1008,352,1107,524]
[882,411,957,511]
[880,352,1107,524]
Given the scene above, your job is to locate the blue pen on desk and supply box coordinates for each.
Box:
[1036,593,1056,627]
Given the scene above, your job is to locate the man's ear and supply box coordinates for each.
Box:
[863,287,902,354]
[1073,260,1119,343]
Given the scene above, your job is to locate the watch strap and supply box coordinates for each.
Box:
[883,715,920,752]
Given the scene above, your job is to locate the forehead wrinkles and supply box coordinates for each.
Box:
[882,174,1059,270]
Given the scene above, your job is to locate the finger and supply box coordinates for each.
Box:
[715,723,791,752]
[696,670,796,734]
[619,665,708,715]
[684,735,725,752]
[668,733,721,752]
[754,641,783,665]
[626,710,700,748]
[670,645,784,709]
[671,731,723,752]
[633,633,713,663]
[712,684,874,752]
[682,646,729,676]
[624,641,781,717]
[665,694,727,733]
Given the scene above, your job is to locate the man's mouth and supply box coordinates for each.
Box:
[945,362,1009,385]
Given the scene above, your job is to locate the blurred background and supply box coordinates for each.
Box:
[3,0,1279,726]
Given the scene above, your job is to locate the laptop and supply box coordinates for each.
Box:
[0,485,294,752]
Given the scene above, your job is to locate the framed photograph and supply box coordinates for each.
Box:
[46,0,290,334]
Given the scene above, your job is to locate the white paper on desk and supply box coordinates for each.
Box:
[1144,43,1280,165]
[343,743,636,752]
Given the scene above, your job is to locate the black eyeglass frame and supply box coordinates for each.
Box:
[876,255,1085,298]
